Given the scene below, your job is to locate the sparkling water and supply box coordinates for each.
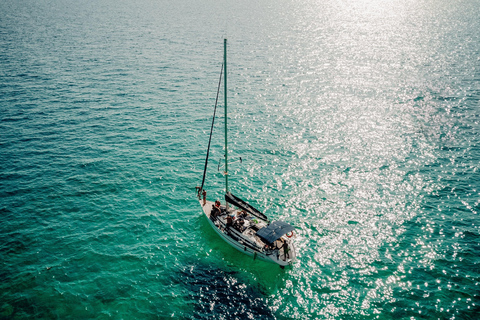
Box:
[1,0,479,318]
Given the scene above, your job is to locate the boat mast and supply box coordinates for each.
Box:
[224,38,229,196]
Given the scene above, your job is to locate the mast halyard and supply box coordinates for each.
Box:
[197,39,297,267]
[224,38,229,196]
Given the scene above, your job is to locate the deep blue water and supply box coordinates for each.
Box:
[1,0,479,319]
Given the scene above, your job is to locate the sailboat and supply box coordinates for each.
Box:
[196,39,296,267]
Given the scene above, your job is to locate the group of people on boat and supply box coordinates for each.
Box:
[210,199,290,260]
[210,200,249,233]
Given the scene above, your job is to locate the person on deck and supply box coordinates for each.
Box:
[226,214,233,230]
[282,240,290,260]
[211,200,221,220]
[239,210,247,219]
[234,217,245,232]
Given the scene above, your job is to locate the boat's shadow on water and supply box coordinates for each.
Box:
[175,215,290,319]
[179,263,277,320]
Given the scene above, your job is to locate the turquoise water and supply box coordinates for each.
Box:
[1,0,479,319]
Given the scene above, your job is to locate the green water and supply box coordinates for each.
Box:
[1,0,479,319]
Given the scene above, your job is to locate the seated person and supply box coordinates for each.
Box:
[210,200,222,220]
[238,210,248,219]
[233,217,245,232]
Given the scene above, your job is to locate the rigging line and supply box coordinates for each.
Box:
[199,62,224,195]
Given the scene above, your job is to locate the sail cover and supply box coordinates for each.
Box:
[256,221,295,244]
[225,193,268,221]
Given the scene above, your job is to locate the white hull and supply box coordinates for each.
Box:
[200,200,296,267]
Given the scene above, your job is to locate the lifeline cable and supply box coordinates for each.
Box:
[199,62,224,195]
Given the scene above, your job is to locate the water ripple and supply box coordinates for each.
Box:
[1,0,479,319]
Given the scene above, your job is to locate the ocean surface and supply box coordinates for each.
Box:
[1,0,479,319]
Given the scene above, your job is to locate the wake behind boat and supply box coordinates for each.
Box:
[196,39,297,267]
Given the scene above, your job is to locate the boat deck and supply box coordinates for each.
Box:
[200,199,295,264]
